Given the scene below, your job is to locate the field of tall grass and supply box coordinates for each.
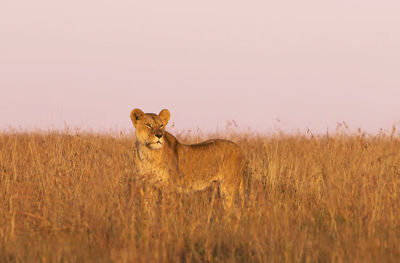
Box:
[0,128,399,262]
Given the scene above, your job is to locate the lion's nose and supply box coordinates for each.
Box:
[155,130,163,138]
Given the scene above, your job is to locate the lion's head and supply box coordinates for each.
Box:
[130,108,171,150]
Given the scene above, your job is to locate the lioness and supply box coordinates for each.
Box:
[130,108,246,208]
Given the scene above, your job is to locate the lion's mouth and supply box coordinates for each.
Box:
[146,140,163,148]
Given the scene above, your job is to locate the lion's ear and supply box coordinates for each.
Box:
[159,109,170,124]
[130,108,144,127]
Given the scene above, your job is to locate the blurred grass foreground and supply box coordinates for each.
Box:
[0,129,399,262]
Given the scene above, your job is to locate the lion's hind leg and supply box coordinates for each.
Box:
[219,184,234,210]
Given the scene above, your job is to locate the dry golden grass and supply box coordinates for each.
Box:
[0,129,400,262]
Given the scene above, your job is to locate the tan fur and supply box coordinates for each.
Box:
[130,108,246,208]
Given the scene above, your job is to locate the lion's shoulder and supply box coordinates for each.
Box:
[163,131,179,149]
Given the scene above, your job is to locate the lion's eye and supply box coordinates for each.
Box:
[160,124,164,129]
[146,123,152,128]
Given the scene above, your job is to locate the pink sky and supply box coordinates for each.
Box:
[1,0,399,134]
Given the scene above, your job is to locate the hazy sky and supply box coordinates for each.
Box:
[1,0,399,133]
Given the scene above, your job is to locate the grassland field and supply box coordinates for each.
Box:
[0,128,399,262]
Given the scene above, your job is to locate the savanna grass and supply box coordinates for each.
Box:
[0,129,399,262]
